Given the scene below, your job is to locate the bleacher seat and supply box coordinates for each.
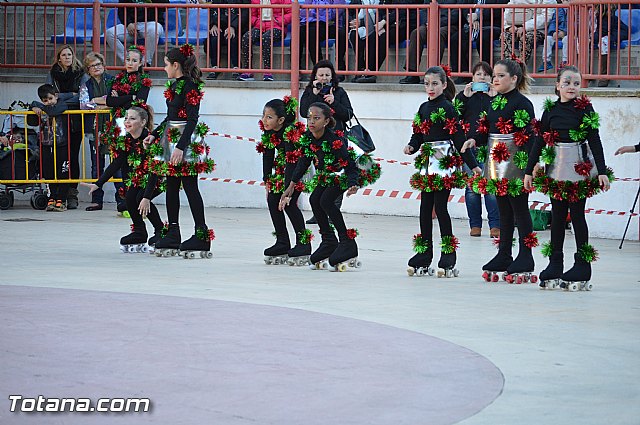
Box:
[158,8,183,45]
[51,8,94,44]
[99,8,120,44]
[617,9,640,48]
[177,8,209,45]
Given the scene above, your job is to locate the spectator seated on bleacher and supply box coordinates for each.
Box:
[238,0,292,82]
[538,0,568,72]
[206,0,251,80]
[501,0,554,65]
[105,0,166,66]
[348,0,389,83]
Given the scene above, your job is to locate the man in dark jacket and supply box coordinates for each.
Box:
[399,0,468,84]
[105,0,167,66]
[448,0,508,83]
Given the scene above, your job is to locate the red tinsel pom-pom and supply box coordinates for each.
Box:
[338,158,349,168]
[574,161,593,177]
[255,142,266,154]
[491,142,511,163]
[476,116,489,134]
[179,43,195,57]
[444,117,458,135]
[523,232,539,249]
[208,229,215,241]
[258,120,265,131]
[128,74,138,83]
[294,181,306,192]
[332,140,343,150]
[346,228,359,240]
[496,117,514,134]
[513,131,529,147]
[440,64,452,77]
[531,118,541,136]
[163,89,174,101]
[543,130,559,146]
[574,95,592,110]
[459,120,470,134]
[186,89,203,106]
[495,178,508,196]
[178,107,187,119]
[142,77,152,87]
[335,130,344,137]
[309,144,319,152]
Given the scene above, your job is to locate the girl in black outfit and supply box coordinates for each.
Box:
[280,103,360,269]
[145,45,216,257]
[462,58,538,283]
[48,45,84,209]
[86,105,164,251]
[258,97,311,264]
[524,66,611,290]
[300,60,354,224]
[105,46,151,117]
[404,66,481,277]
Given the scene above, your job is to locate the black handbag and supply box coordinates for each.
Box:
[346,113,375,153]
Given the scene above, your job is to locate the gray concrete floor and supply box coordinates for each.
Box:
[1,202,639,424]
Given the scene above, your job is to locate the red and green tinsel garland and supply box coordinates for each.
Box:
[468,175,527,197]
[410,171,467,192]
[109,70,152,96]
[532,167,614,202]
[490,141,511,162]
[440,235,460,254]
[412,233,430,254]
[195,227,215,242]
[578,243,598,263]
[298,229,314,244]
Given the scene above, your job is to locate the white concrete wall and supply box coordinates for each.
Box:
[2,80,638,240]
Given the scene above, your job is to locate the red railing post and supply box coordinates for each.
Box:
[291,1,300,102]
[576,3,590,87]
[427,0,439,68]
[92,0,100,53]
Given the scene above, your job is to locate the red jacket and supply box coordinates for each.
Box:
[249,0,292,34]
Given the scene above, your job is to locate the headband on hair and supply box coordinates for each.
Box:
[179,43,195,58]
[130,99,150,114]
[283,95,298,116]
[440,64,452,78]
[128,45,146,57]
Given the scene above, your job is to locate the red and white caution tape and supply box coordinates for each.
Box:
[199,177,639,217]
[210,132,260,144]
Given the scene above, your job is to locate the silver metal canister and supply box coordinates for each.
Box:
[545,141,597,182]
[419,140,459,177]
[484,133,523,180]
[154,121,207,163]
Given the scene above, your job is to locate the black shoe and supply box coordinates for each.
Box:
[306,216,318,225]
[155,224,181,250]
[85,203,103,211]
[116,202,127,213]
[328,239,358,267]
[264,240,291,257]
[399,75,420,84]
[310,232,338,264]
[539,252,564,281]
[337,74,345,82]
[207,72,219,80]
[356,75,376,83]
[483,251,513,272]
[562,253,592,282]
[288,243,311,258]
[438,251,457,270]
[351,75,364,83]
[408,251,432,268]
[120,225,148,245]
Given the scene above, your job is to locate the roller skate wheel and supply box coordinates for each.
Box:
[338,263,347,272]
[491,273,499,282]
[205,251,213,259]
[567,282,579,292]
[427,267,435,276]
[453,268,459,277]
[505,274,514,284]
[407,267,415,276]
[354,260,362,268]
[273,257,280,265]
[515,275,523,284]
[128,245,136,253]
[583,281,593,291]
[287,258,295,266]
[264,256,272,265]
[120,245,126,253]
[482,271,489,282]
[309,264,317,270]
[530,275,538,284]
[188,252,196,259]
[155,250,163,257]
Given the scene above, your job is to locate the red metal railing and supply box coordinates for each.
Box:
[1,0,639,87]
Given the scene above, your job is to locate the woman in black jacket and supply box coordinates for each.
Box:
[206,0,251,80]
[48,44,84,209]
[258,97,311,265]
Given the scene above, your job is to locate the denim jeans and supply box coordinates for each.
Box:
[88,135,125,206]
[463,159,500,229]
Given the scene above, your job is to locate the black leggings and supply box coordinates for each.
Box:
[165,176,206,228]
[267,190,306,242]
[309,184,347,236]
[550,198,588,252]
[126,185,163,231]
[419,190,452,245]
[496,193,533,244]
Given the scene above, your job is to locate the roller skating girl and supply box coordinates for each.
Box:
[404,66,482,278]
[524,66,612,291]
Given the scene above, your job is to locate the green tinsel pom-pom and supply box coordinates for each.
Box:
[543,97,556,112]
[541,146,556,165]
[412,234,430,254]
[579,244,599,263]
[513,151,529,169]
[541,241,553,258]
[507,179,524,197]
[476,145,488,163]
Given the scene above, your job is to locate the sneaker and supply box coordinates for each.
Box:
[263,73,274,81]
[237,73,254,81]
[207,72,219,80]
[53,199,67,212]
[558,61,569,70]
[67,197,78,210]
[537,61,554,72]
[118,210,131,218]
[490,227,500,238]
[232,67,240,79]
[45,199,55,212]
[351,75,365,83]
[470,227,482,237]
[399,75,420,84]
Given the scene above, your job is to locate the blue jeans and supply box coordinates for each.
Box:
[89,136,125,206]
[463,160,499,229]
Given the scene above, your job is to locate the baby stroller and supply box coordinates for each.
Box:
[0,101,48,210]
